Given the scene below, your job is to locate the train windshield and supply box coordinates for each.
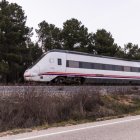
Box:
[28,53,46,69]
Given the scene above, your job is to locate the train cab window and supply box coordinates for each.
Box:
[58,58,62,65]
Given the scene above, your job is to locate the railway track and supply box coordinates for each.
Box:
[0,86,140,95]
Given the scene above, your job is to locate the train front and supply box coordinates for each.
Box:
[24,53,46,82]
[24,66,40,82]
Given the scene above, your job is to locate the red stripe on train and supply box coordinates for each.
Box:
[39,72,140,79]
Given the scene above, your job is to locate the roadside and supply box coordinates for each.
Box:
[1,115,140,140]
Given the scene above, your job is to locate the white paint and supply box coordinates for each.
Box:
[16,116,140,140]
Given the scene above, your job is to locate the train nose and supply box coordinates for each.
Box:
[24,70,31,81]
[24,66,40,81]
[24,70,38,81]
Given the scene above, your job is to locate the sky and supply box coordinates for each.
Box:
[8,0,140,47]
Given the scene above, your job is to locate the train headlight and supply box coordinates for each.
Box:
[31,72,38,77]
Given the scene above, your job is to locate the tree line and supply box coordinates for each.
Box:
[0,0,140,83]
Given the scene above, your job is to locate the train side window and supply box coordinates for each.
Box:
[115,65,123,71]
[136,67,139,72]
[58,58,62,65]
[66,60,69,67]
[112,65,116,71]
[106,64,113,70]
[135,67,139,72]
[102,64,106,70]
[67,60,79,68]
[79,62,83,68]
[81,62,92,69]
[137,68,139,72]
[131,67,139,72]
[124,66,130,72]
[91,63,95,69]
[66,60,140,73]
[94,63,102,69]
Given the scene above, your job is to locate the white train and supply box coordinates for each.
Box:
[24,49,140,84]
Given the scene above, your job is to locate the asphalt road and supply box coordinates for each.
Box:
[2,115,140,140]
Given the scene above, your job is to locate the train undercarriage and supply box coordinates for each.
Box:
[47,76,140,85]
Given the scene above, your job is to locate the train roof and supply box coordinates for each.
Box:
[48,49,140,62]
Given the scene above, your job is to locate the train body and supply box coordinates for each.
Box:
[24,49,140,84]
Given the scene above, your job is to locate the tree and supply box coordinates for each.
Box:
[124,43,140,60]
[91,29,119,56]
[0,0,32,83]
[36,21,62,51]
[27,42,43,65]
[114,46,125,58]
[62,18,91,52]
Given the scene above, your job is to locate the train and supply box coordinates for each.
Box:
[24,49,140,85]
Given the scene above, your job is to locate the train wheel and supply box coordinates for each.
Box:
[54,77,65,85]
[74,77,82,85]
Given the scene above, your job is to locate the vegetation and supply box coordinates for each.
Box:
[0,0,42,83]
[0,88,140,133]
[0,0,140,83]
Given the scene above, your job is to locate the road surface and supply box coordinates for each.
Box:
[1,115,140,140]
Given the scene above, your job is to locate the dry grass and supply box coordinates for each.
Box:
[0,87,140,133]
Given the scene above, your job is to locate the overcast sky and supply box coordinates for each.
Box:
[8,0,140,47]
